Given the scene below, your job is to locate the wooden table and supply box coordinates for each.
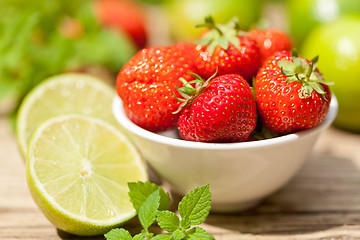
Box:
[2,116,360,240]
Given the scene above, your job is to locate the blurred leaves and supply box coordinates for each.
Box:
[0,0,136,113]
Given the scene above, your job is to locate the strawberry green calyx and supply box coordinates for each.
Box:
[173,71,217,114]
[276,49,334,99]
[194,16,245,55]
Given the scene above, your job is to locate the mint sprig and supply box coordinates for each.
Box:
[156,210,180,233]
[105,228,133,240]
[138,190,161,236]
[178,184,211,226]
[105,182,214,240]
[128,181,170,212]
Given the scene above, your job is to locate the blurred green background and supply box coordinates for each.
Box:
[0,0,359,132]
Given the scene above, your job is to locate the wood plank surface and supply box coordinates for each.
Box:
[2,116,360,240]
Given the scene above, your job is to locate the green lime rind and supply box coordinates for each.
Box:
[16,73,118,157]
[26,115,148,236]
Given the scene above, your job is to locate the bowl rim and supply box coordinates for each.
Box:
[112,94,338,150]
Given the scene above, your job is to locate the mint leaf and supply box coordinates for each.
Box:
[180,215,191,230]
[104,183,215,240]
[187,227,215,240]
[171,229,186,240]
[138,189,160,230]
[178,185,211,225]
[133,233,145,240]
[128,181,170,212]
[152,234,171,240]
[156,210,180,233]
[104,228,132,240]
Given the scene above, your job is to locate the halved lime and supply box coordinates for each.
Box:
[16,73,118,156]
[26,115,147,236]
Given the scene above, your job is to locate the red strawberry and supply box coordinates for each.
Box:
[116,43,197,132]
[254,50,333,135]
[176,73,257,143]
[93,0,147,49]
[248,28,293,64]
[194,17,261,82]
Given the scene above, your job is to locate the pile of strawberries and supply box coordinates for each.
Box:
[116,17,332,143]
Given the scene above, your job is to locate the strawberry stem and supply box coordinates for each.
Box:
[277,49,333,99]
[172,70,218,114]
[195,16,223,36]
[194,16,242,55]
[305,61,314,78]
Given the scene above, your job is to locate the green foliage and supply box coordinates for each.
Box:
[178,184,211,226]
[0,0,136,113]
[156,210,180,232]
[105,182,214,240]
[105,228,133,240]
[128,181,170,212]
[138,190,161,231]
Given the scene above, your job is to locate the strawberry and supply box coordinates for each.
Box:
[193,17,261,82]
[93,0,147,49]
[248,28,293,64]
[175,73,257,143]
[254,50,333,135]
[116,43,197,132]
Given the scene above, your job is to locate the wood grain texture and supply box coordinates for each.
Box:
[2,116,360,240]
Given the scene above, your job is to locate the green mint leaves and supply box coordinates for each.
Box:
[105,228,133,240]
[128,181,170,212]
[178,185,211,226]
[105,182,214,240]
[139,190,161,233]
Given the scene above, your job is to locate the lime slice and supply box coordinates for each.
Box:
[26,115,147,236]
[17,73,118,156]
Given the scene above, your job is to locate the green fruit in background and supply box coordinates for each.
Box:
[164,0,263,41]
[301,15,360,133]
[286,0,360,47]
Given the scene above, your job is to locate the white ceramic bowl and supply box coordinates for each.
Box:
[112,95,338,212]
